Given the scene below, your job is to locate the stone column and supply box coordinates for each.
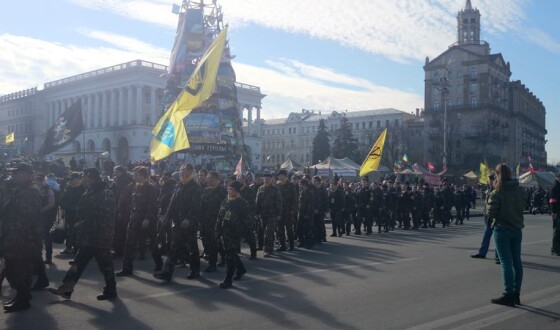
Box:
[247,105,253,135]
[101,91,107,128]
[95,92,101,128]
[81,97,87,129]
[111,89,118,126]
[118,88,125,126]
[87,94,94,129]
[127,86,134,125]
[256,106,262,137]
[136,85,143,125]
[150,86,157,125]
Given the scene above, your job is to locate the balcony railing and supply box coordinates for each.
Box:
[44,60,168,89]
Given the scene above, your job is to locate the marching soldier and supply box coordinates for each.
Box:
[297,178,315,249]
[329,179,345,237]
[355,177,371,235]
[1,163,42,312]
[157,172,176,254]
[343,181,356,236]
[200,171,227,272]
[239,174,257,259]
[399,184,412,230]
[256,174,282,257]
[421,184,434,228]
[154,164,202,282]
[50,168,117,301]
[111,166,133,259]
[216,181,251,288]
[433,186,445,227]
[370,182,383,233]
[311,176,328,243]
[116,167,161,277]
[410,185,422,229]
[276,170,297,251]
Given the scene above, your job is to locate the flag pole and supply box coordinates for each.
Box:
[81,98,87,168]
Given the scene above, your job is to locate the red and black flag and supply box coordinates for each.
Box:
[39,99,84,156]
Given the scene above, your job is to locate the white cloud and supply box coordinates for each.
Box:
[67,0,528,62]
[0,33,421,120]
[520,28,560,55]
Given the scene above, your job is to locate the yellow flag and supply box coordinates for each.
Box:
[150,27,228,162]
[5,132,14,144]
[479,162,490,184]
[359,128,387,177]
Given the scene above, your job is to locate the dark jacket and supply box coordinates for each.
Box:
[0,182,42,259]
[487,180,525,230]
[256,184,282,218]
[216,196,250,244]
[166,178,202,226]
[550,179,560,214]
[76,182,116,249]
[130,182,159,224]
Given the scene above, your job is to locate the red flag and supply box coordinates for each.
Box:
[234,156,243,177]
[427,162,435,172]
[529,163,535,173]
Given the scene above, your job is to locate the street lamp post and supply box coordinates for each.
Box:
[440,72,449,169]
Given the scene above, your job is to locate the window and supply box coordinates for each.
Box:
[394,119,399,127]
[470,68,477,79]
[434,102,440,111]
[432,72,439,82]
[354,123,359,130]
[385,120,390,127]
[457,70,463,78]
[470,82,477,93]
[369,121,373,128]
[377,121,381,128]
[471,97,478,108]
[362,122,366,129]
[457,98,463,106]
[456,84,463,94]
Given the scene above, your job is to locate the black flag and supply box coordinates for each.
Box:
[39,99,84,156]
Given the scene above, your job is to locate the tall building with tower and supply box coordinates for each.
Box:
[422,0,547,170]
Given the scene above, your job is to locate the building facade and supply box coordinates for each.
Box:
[422,0,547,170]
[257,109,415,169]
[0,59,265,166]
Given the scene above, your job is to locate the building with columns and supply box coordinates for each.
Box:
[422,0,547,170]
[0,59,266,166]
[258,109,415,169]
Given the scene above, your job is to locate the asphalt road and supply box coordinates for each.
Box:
[1,210,558,330]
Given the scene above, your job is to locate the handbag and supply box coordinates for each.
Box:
[50,218,67,244]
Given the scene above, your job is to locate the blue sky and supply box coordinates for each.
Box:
[0,0,558,164]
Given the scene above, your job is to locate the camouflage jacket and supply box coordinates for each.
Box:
[0,182,43,259]
[158,179,176,215]
[117,183,134,221]
[75,183,116,249]
[277,181,298,217]
[200,184,228,225]
[256,184,282,218]
[216,197,251,241]
[298,187,315,221]
[130,182,159,224]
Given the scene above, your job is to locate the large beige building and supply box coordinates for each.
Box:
[257,109,415,169]
[0,59,265,166]
[423,0,547,170]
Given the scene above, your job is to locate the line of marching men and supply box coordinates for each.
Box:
[0,162,476,312]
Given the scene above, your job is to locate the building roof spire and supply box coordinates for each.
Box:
[465,0,473,10]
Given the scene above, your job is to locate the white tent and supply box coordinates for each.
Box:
[280,156,303,171]
[311,157,360,177]
[519,171,556,189]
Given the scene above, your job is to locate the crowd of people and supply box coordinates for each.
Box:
[1,160,559,313]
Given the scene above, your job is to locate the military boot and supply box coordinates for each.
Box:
[153,255,163,272]
[288,239,295,251]
[3,291,31,313]
[97,287,118,301]
[116,261,133,277]
[233,262,247,280]
[220,268,235,289]
[491,293,515,307]
[153,260,175,282]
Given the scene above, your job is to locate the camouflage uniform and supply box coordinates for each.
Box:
[58,182,117,296]
[343,187,356,235]
[371,186,383,233]
[113,182,134,258]
[111,173,133,258]
[277,181,297,250]
[398,190,412,229]
[329,186,345,236]
[311,184,329,243]
[454,188,466,225]
[216,196,251,286]
[157,178,176,253]
[256,184,282,254]
[121,182,160,272]
[239,183,257,258]
[355,186,371,235]
[200,184,228,267]
[158,178,202,279]
[297,187,315,248]
[0,181,42,304]
[60,184,86,251]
